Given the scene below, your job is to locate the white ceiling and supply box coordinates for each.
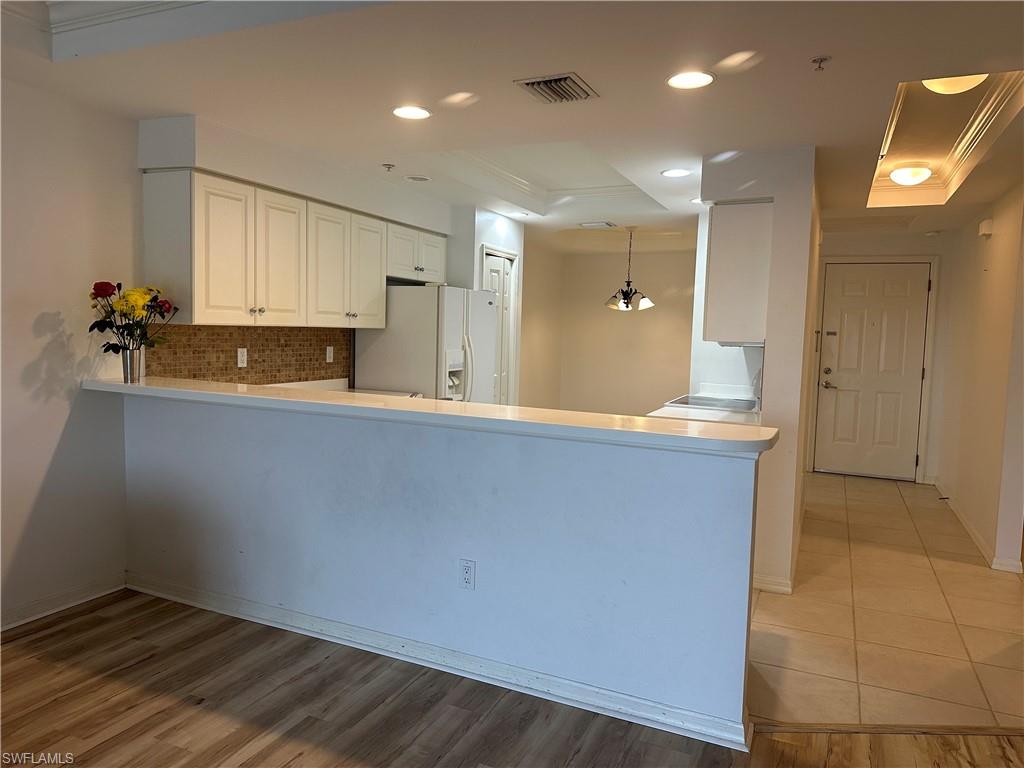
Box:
[3,1,1021,233]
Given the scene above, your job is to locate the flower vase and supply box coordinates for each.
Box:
[121,348,143,384]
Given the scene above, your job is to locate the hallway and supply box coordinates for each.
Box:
[748,474,1024,727]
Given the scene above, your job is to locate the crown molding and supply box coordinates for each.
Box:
[46,1,201,33]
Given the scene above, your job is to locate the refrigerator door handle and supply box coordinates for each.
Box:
[464,333,475,402]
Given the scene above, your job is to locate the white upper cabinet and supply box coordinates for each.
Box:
[703,202,774,344]
[192,173,256,325]
[418,232,447,283]
[386,223,447,283]
[348,215,387,328]
[144,169,439,328]
[307,203,351,327]
[256,189,306,326]
[307,205,387,328]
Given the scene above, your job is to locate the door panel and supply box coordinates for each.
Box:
[386,224,419,280]
[418,232,447,283]
[192,174,255,325]
[814,262,930,479]
[256,189,306,326]
[348,215,386,328]
[307,203,350,327]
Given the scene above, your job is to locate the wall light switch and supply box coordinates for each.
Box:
[237,348,247,368]
[326,346,334,363]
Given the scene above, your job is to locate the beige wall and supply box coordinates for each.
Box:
[931,184,1023,569]
[1,79,139,625]
[519,238,564,409]
[519,232,695,417]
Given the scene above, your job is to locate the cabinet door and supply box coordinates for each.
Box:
[418,232,447,283]
[256,189,306,326]
[348,215,387,328]
[307,203,350,327]
[192,173,256,325]
[386,223,419,280]
[703,202,773,343]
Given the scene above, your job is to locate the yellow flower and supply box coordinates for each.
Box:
[115,288,152,320]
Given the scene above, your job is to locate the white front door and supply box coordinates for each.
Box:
[814,262,931,480]
[483,253,514,404]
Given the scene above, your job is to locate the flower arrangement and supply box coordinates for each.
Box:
[88,281,178,353]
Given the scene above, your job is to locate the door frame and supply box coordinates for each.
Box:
[807,255,940,483]
[480,243,522,406]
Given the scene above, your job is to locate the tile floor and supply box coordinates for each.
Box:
[747,473,1024,727]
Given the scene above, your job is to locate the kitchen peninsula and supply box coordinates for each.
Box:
[84,376,778,750]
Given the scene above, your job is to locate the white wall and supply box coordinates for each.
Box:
[1,79,136,625]
[701,146,818,592]
[519,232,695,416]
[122,393,764,749]
[139,116,453,235]
[931,185,1023,570]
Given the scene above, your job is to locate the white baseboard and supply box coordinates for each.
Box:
[1,577,126,630]
[127,573,750,752]
[753,574,793,595]
[991,556,1024,574]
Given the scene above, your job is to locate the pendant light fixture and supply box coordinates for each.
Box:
[605,227,655,311]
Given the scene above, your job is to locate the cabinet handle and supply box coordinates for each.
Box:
[258,307,266,315]
[249,307,257,315]
[352,312,358,318]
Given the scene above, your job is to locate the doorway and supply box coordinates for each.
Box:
[813,262,931,480]
[483,250,516,405]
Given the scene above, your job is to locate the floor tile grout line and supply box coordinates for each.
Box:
[898,481,1000,722]
[843,475,863,725]
[751,659,997,716]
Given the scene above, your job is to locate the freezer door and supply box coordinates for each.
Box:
[465,290,499,404]
[437,287,467,400]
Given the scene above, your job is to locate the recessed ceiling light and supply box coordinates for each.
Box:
[921,74,988,95]
[393,105,432,120]
[404,174,432,182]
[660,168,692,178]
[889,166,932,186]
[667,71,715,89]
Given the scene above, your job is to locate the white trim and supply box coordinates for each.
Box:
[809,255,940,482]
[752,574,793,594]
[481,243,523,407]
[1,579,126,630]
[127,574,751,752]
[991,557,1024,574]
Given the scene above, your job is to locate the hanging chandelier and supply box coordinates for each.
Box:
[605,227,654,311]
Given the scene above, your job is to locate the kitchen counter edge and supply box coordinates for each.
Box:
[83,377,780,457]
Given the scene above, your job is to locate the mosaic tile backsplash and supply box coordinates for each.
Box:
[145,325,353,385]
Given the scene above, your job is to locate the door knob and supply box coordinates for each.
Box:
[823,367,832,375]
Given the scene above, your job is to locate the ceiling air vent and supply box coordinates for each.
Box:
[515,72,598,104]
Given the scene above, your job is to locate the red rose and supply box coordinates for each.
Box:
[157,298,173,314]
[92,281,117,298]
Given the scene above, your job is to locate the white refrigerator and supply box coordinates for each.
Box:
[354,286,499,403]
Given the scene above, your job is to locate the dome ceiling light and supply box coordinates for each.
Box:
[889,166,933,186]
[921,74,989,95]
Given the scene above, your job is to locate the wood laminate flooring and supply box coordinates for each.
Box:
[2,591,1022,767]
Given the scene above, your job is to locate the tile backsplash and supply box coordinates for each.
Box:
[145,325,353,385]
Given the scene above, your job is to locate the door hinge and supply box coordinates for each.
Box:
[915,454,920,467]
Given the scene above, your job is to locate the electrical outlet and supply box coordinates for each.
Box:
[326,345,334,363]
[237,348,247,368]
[459,558,476,590]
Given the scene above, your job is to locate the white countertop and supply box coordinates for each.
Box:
[647,404,762,426]
[83,377,779,457]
